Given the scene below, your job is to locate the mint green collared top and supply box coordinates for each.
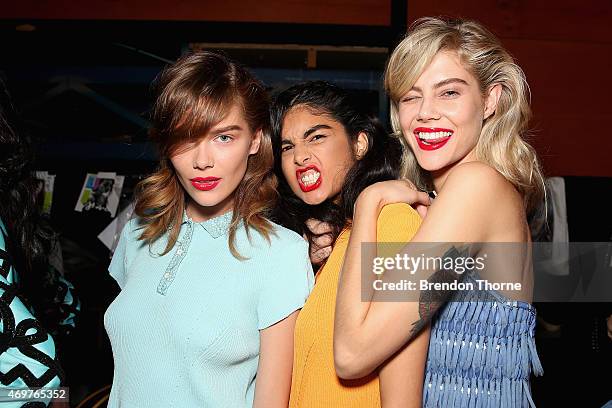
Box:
[104,211,314,408]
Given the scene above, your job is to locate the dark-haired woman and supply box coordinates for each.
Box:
[1,79,77,407]
[103,52,313,408]
[271,81,430,408]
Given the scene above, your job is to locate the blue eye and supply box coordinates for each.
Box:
[216,134,233,143]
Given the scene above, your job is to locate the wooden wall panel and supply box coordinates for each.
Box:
[2,0,609,176]
[408,0,612,176]
[407,0,611,43]
[0,0,391,26]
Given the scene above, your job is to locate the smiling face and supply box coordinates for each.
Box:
[170,103,261,222]
[398,50,499,182]
[280,106,360,205]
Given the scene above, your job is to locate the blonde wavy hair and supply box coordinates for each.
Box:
[135,51,277,259]
[385,17,545,214]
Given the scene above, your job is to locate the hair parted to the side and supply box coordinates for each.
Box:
[270,81,403,244]
[385,17,545,215]
[135,51,277,258]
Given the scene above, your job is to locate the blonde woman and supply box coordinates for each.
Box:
[333,18,545,407]
[104,52,313,408]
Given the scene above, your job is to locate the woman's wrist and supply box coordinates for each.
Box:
[355,186,386,216]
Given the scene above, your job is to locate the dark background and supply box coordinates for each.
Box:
[1,0,611,406]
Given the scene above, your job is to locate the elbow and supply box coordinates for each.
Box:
[333,339,372,380]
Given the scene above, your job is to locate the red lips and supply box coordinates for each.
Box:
[190,177,221,191]
[296,165,322,192]
[414,127,453,151]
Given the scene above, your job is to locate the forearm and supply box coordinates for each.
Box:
[334,196,452,379]
[253,312,298,408]
[379,323,430,408]
[253,384,290,408]
[334,196,381,369]
[334,197,419,378]
[335,243,463,379]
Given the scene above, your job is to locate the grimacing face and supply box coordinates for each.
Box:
[170,103,261,222]
[280,106,366,205]
[398,50,500,176]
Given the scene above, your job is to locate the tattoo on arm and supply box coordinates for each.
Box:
[407,246,469,339]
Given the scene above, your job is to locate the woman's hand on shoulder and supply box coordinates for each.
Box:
[305,218,334,265]
[356,179,431,215]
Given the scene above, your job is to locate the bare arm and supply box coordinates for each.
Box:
[253,311,299,408]
[379,323,430,408]
[334,163,525,379]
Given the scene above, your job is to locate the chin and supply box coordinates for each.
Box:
[414,155,451,172]
[418,162,446,172]
[298,190,328,206]
[302,197,325,206]
[190,193,225,208]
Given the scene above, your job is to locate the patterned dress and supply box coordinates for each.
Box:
[1,218,78,407]
[424,270,543,407]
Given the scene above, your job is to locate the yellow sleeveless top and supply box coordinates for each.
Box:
[289,203,422,408]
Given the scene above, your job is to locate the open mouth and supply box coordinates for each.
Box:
[296,166,322,192]
[414,128,453,151]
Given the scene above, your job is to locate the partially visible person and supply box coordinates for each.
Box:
[0,78,76,407]
[333,17,545,407]
[271,81,430,408]
[104,52,313,408]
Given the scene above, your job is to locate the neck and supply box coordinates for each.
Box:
[431,168,451,193]
[431,149,478,192]
[186,196,234,222]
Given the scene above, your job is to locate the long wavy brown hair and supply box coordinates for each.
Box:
[135,51,277,258]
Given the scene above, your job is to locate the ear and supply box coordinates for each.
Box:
[249,129,262,155]
[483,83,502,120]
[354,132,369,160]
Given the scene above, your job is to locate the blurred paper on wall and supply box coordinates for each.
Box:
[35,171,56,215]
[75,172,125,217]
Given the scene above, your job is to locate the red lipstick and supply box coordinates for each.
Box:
[296,165,322,192]
[414,127,453,151]
[190,177,221,191]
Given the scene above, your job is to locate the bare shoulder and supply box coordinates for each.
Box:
[415,161,526,242]
[443,162,522,207]
[446,162,508,191]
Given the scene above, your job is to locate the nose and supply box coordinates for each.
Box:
[293,143,311,166]
[192,141,213,169]
[416,96,441,122]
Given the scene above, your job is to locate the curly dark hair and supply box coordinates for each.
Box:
[270,81,403,244]
[0,78,58,321]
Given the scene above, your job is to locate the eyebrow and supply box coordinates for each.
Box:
[281,124,332,144]
[411,78,469,92]
[211,125,243,134]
